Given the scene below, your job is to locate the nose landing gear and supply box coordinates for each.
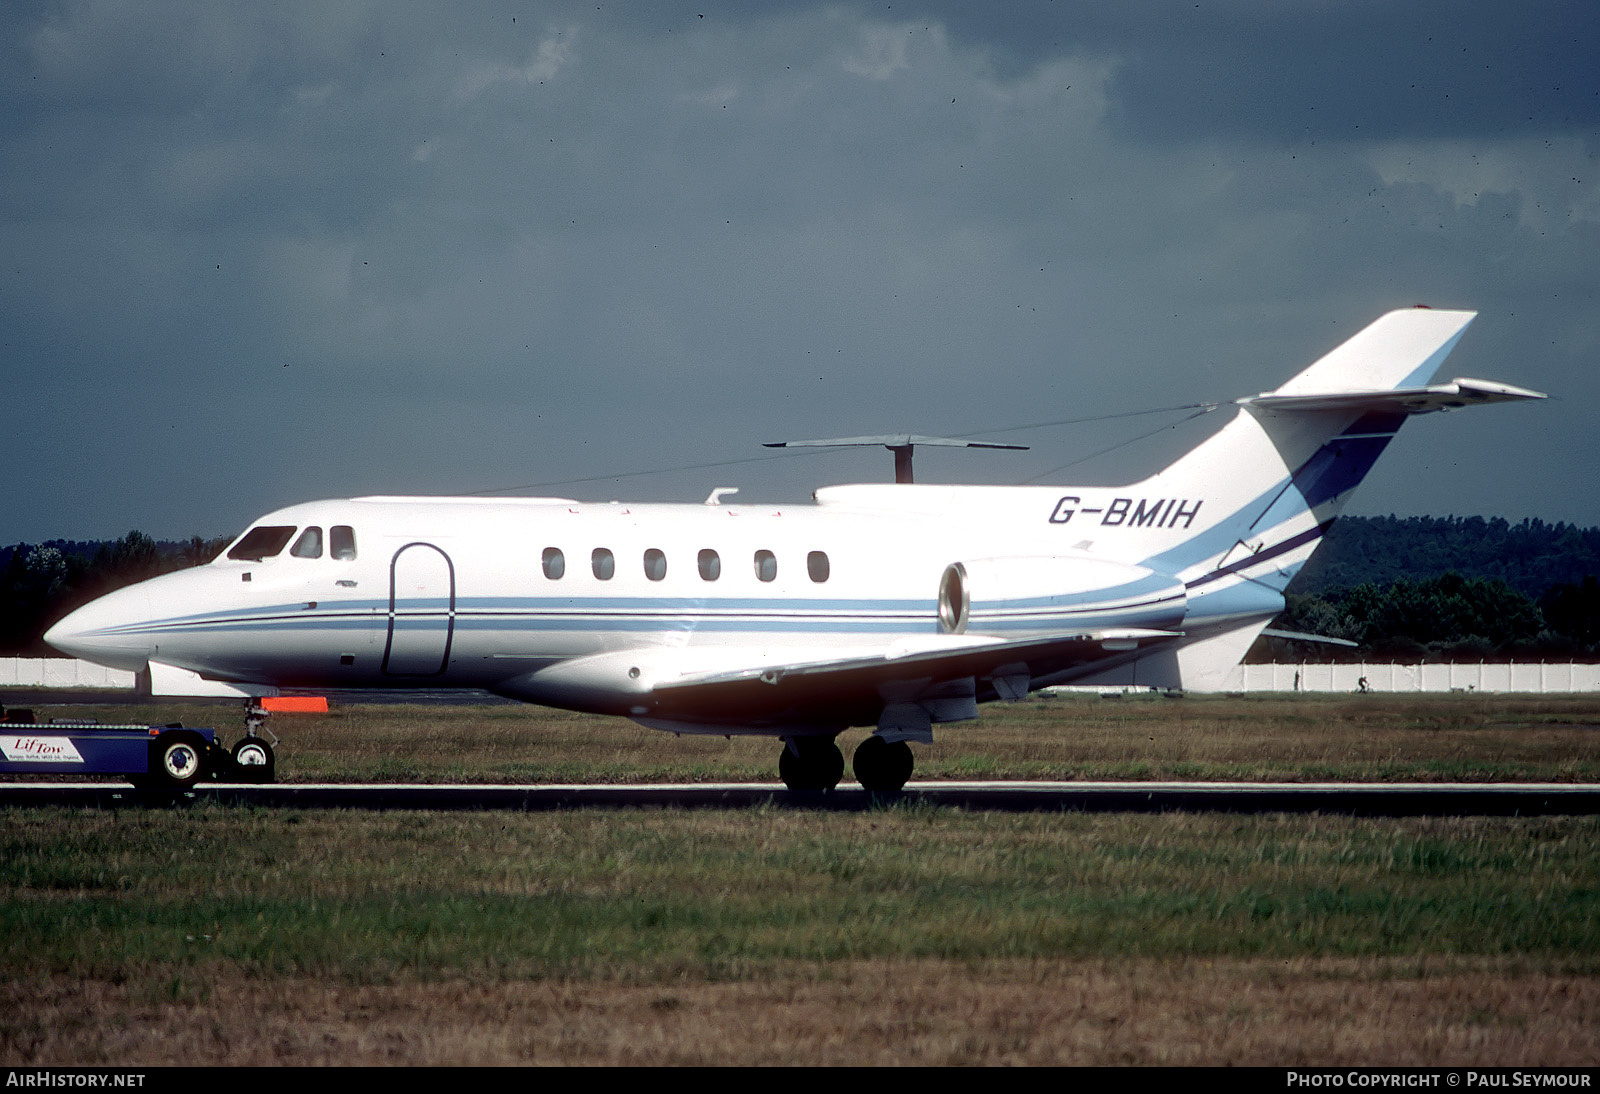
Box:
[230,735,276,782]
[230,702,278,783]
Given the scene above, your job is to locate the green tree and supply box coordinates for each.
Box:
[1,531,230,655]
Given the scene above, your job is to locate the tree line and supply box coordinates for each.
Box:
[2,517,1598,660]
[1260,572,1600,663]
[0,532,230,655]
[1291,514,1600,599]
[1259,515,1600,662]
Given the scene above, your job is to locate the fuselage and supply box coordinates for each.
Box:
[45,482,1256,716]
[39,308,1540,787]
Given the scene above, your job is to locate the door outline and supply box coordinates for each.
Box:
[382,542,456,677]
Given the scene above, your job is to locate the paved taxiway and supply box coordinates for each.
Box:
[2,780,1597,815]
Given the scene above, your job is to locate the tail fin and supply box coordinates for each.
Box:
[1083,307,1543,690]
[1259,305,1479,396]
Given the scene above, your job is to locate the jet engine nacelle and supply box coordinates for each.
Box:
[938,555,1187,636]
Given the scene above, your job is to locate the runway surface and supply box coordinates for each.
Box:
[3,780,1598,814]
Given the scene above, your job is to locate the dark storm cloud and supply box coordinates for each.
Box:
[894,1,1600,143]
[1,2,1595,541]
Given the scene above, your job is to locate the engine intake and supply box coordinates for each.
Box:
[938,555,1186,636]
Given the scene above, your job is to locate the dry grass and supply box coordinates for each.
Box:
[13,691,1600,784]
[4,693,1599,1066]
[8,959,1596,1066]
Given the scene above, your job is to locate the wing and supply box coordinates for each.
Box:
[497,628,1181,734]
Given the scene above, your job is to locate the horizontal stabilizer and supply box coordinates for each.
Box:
[1239,377,1546,415]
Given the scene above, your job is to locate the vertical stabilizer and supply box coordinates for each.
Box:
[1140,309,1477,589]
[1077,308,1485,691]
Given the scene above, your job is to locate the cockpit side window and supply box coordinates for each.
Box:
[330,526,357,560]
[290,527,323,558]
[227,526,296,561]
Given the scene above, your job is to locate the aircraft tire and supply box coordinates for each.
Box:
[852,735,913,793]
[231,737,276,784]
[778,737,844,791]
[149,731,207,790]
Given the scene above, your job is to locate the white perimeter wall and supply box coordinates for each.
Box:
[0,658,137,689]
[1224,661,1600,694]
[4,657,1598,695]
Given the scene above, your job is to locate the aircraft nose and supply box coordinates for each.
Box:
[43,584,157,671]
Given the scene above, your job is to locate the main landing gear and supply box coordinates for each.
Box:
[777,734,916,793]
[778,736,844,792]
[851,734,914,793]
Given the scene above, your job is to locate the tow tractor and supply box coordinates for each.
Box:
[0,704,277,789]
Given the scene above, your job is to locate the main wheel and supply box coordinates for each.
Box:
[778,736,845,791]
[149,731,207,790]
[852,734,914,793]
[231,736,276,783]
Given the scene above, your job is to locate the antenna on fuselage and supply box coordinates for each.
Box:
[761,435,1029,484]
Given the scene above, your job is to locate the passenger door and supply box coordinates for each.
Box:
[383,543,455,677]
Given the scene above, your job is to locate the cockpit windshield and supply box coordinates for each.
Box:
[226,526,297,561]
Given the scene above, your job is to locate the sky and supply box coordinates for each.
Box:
[2,0,1596,544]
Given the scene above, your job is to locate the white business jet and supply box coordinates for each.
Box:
[45,308,1543,791]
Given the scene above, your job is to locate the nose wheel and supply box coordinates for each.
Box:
[231,701,278,783]
[231,736,276,783]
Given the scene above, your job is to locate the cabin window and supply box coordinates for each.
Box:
[542,547,565,580]
[754,549,777,582]
[643,548,667,581]
[698,549,721,581]
[330,526,357,560]
[592,548,615,580]
[290,527,323,559]
[227,526,296,561]
[807,550,830,583]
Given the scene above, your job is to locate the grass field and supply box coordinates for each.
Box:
[3,692,1598,1065]
[11,690,1600,784]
